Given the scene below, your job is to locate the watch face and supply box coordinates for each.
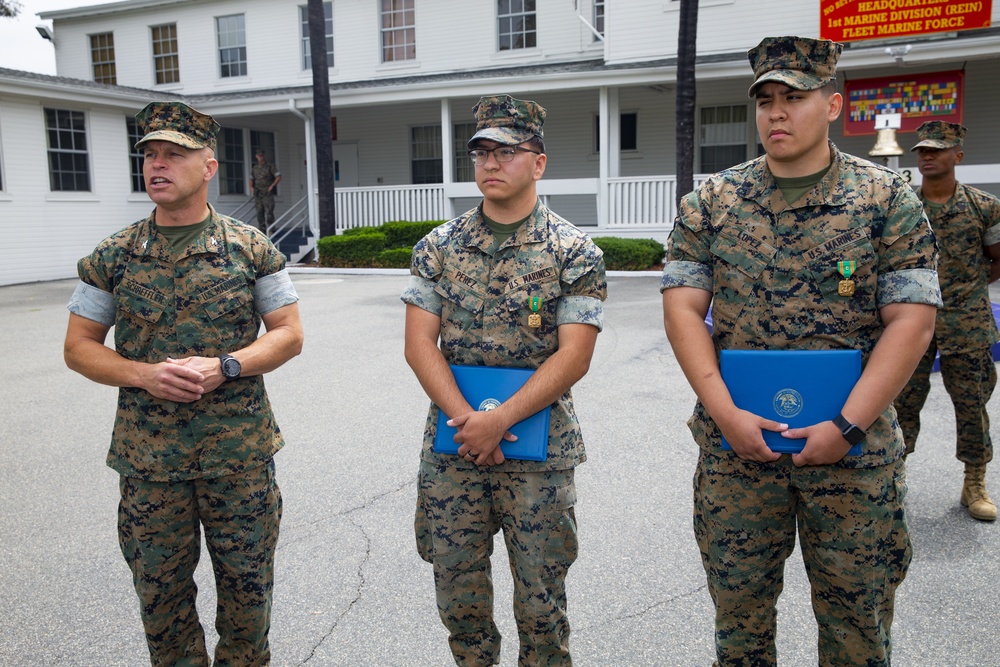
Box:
[223,357,241,378]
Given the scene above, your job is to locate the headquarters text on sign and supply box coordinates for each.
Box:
[821,0,992,42]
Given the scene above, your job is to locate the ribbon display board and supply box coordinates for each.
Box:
[843,70,963,135]
[821,0,992,42]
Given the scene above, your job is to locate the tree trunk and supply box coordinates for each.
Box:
[308,0,336,238]
[675,0,699,209]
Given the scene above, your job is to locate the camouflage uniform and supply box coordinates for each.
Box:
[403,155,606,664]
[66,102,299,667]
[661,36,941,667]
[251,156,280,232]
[895,122,1000,466]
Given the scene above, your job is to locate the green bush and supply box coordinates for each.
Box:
[317,232,386,267]
[381,220,443,248]
[592,237,665,271]
[341,226,385,237]
[373,247,414,269]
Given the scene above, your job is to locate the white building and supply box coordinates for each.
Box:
[1,0,999,285]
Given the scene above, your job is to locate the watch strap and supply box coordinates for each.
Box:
[833,413,865,445]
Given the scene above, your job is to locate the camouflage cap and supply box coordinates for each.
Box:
[134,101,220,152]
[747,36,842,98]
[910,120,966,151]
[468,94,545,147]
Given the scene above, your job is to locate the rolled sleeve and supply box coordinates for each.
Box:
[660,260,713,293]
[876,268,943,308]
[984,223,1000,248]
[67,280,115,326]
[556,295,604,332]
[254,269,299,315]
[401,275,442,316]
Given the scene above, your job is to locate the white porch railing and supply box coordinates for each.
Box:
[335,184,447,230]
[606,175,709,228]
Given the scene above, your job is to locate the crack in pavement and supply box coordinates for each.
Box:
[573,583,708,634]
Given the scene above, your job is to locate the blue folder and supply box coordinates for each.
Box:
[719,349,863,456]
[434,365,551,462]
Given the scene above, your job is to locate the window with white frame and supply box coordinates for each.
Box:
[90,32,116,84]
[151,24,179,85]
[45,108,91,191]
[216,14,247,78]
[595,112,638,152]
[300,2,334,70]
[700,104,748,173]
[453,122,477,183]
[381,0,415,62]
[126,117,145,193]
[498,0,536,51]
[594,0,605,40]
[411,125,441,185]
[218,128,246,195]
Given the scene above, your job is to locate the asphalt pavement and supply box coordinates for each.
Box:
[1,272,997,666]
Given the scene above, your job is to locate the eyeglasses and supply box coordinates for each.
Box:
[469,145,541,166]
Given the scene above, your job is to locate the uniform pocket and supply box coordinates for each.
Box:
[505,275,561,360]
[115,284,165,360]
[808,235,879,334]
[435,276,485,337]
[708,227,776,331]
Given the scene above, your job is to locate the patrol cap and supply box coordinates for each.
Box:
[910,120,966,151]
[255,147,265,156]
[134,101,220,152]
[468,94,545,147]
[747,36,842,98]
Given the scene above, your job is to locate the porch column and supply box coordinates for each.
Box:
[288,98,318,240]
[440,98,455,220]
[598,86,620,230]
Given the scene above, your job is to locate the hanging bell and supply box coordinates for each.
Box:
[868,127,904,157]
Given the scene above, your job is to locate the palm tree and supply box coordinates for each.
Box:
[307,0,336,239]
[675,0,698,208]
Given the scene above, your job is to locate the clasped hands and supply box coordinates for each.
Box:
[449,408,517,467]
[143,356,226,403]
[718,407,852,467]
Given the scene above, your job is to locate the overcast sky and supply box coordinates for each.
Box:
[0,1,91,75]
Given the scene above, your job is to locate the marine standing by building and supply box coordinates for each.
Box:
[63,102,303,666]
[660,37,941,665]
[895,120,1000,522]
[251,148,282,233]
[402,95,607,666]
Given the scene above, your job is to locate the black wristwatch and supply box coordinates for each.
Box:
[833,413,866,446]
[219,354,242,381]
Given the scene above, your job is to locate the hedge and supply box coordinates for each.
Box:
[592,237,665,271]
[319,221,665,271]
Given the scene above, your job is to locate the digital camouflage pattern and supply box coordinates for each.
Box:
[468,95,546,147]
[694,454,911,666]
[910,120,966,151]
[415,462,577,666]
[895,182,1000,463]
[134,101,220,152]
[402,201,607,472]
[72,205,290,481]
[661,142,940,666]
[747,35,842,97]
[252,159,281,228]
[661,143,941,468]
[403,199,605,665]
[119,460,281,667]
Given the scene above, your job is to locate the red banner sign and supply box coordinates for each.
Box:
[821,0,992,42]
[843,70,964,135]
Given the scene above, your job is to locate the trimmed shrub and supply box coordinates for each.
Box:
[317,232,386,267]
[592,237,665,271]
[381,220,443,248]
[341,226,385,237]
[373,247,414,269]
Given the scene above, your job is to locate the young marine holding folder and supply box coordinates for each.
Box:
[661,37,942,665]
[402,95,607,665]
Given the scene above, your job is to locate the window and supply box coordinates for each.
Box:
[453,122,477,182]
[498,0,536,51]
[151,24,179,85]
[90,32,116,84]
[594,0,605,40]
[218,128,246,195]
[300,2,334,69]
[126,117,145,193]
[700,104,748,173]
[595,112,638,152]
[45,108,90,192]
[216,14,247,78]
[411,125,441,184]
[381,0,415,63]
